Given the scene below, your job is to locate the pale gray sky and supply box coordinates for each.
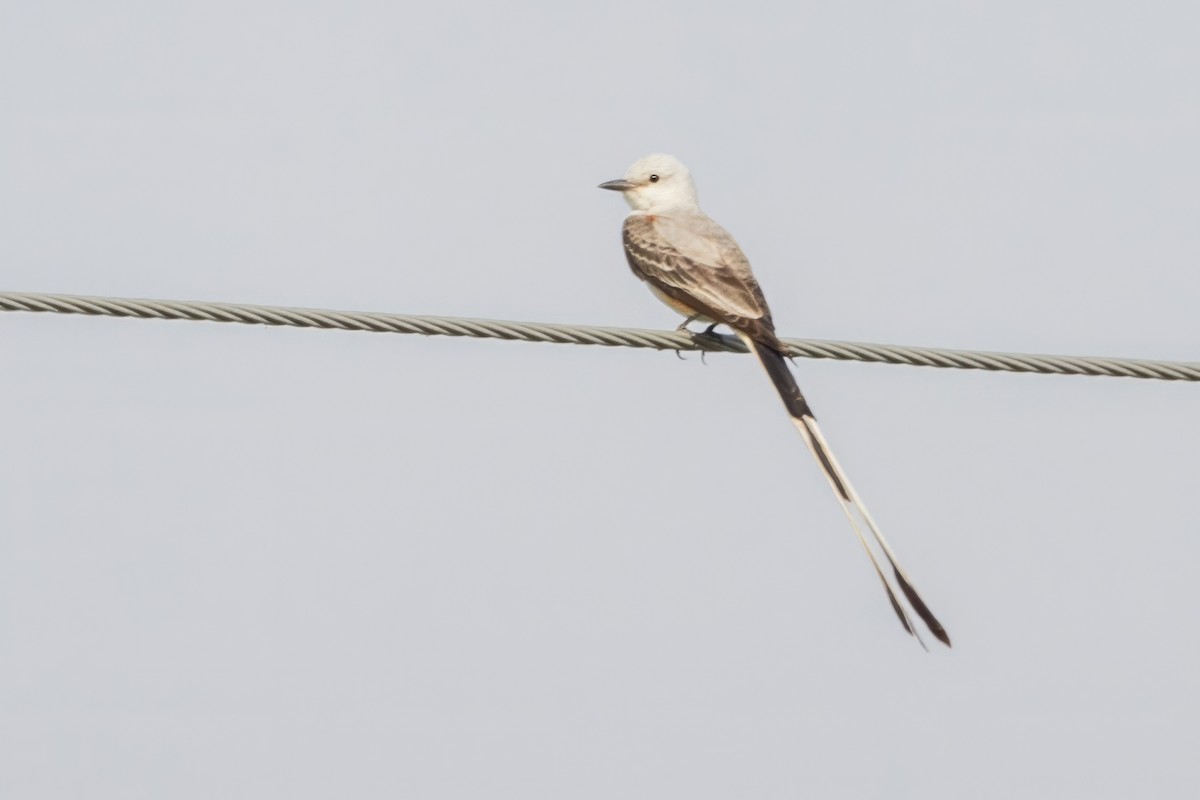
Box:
[2,2,1199,797]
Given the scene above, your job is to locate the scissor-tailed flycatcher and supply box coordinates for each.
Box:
[600,154,949,648]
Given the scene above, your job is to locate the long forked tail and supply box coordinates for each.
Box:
[741,335,951,648]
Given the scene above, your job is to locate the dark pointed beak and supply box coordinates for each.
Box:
[598,179,635,191]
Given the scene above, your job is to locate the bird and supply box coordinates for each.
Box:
[599,153,950,648]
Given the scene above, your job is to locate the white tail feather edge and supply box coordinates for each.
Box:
[733,331,946,645]
[790,415,928,649]
[802,416,918,585]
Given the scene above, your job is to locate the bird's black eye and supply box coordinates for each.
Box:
[649,174,659,182]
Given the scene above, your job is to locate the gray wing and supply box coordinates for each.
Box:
[622,213,781,347]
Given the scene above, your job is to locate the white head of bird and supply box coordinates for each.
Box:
[598,153,701,214]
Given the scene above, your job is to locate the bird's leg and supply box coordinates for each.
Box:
[672,314,706,359]
[693,323,726,365]
[693,322,724,345]
[676,318,727,363]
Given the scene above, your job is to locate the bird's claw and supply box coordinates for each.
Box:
[689,324,728,365]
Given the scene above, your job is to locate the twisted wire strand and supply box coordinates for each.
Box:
[2,290,1197,381]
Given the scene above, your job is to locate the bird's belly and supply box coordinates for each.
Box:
[647,283,713,322]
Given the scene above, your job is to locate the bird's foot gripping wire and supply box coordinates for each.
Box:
[673,318,728,363]
[689,323,728,364]
[672,314,705,359]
